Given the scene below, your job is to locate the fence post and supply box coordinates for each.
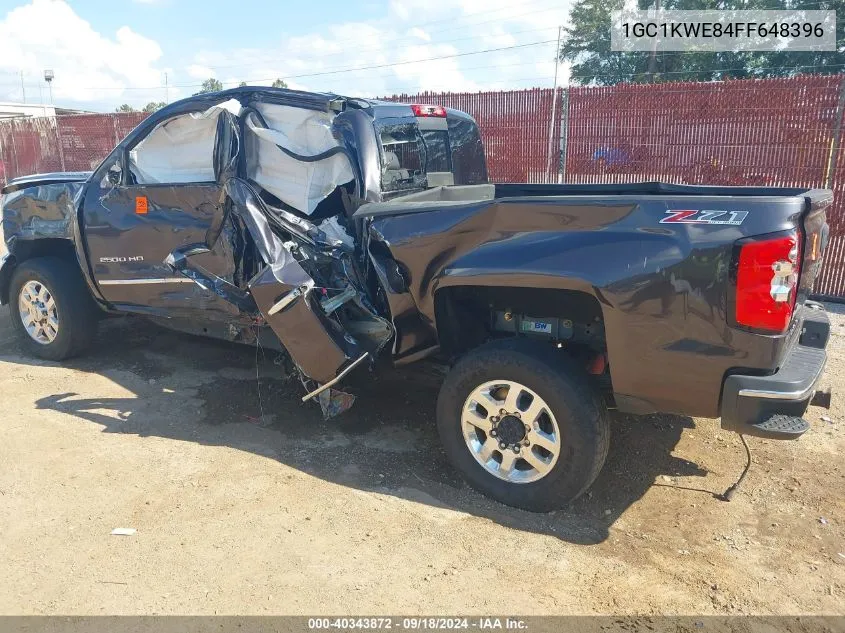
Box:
[559,87,569,183]
[546,88,560,182]
[112,114,121,147]
[10,120,19,178]
[825,75,845,189]
[55,116,65,172]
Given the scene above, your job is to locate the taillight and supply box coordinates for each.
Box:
[411,104,446,118]
[734,229,803,333]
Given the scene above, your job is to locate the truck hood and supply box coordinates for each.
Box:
[1,173,89,244]
[2,171,92,194]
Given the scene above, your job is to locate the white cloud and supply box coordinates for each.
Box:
[180,0,573,100]
[186,64,215,80]
[0,0,573,109]
[388,0,411,22]
[407,27,431,42]
[0,0,167,106]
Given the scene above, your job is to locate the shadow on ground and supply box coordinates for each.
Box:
[3,314,715,545]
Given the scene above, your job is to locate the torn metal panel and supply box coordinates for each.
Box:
[213,110,240,185]
[225,177,364,384]
[367,242,431,358]
[248,265,359,384]
[165,246,257,315]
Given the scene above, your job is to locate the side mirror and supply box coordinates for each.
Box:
[106,163,122,186]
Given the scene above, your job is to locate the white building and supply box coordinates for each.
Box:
[0,102,94,119]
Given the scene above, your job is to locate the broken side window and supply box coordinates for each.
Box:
[447,116,487,185]
[378,122,427,194]
[128,111,218,185]
[127,99,241,186]
[420,129,451,174]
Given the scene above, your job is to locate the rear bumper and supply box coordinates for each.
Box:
[721,303,830,439]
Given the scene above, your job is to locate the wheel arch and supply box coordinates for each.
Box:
[434,284,607,354]
[6,254,99,359]
[432,285,614,403]
[1,238,80,305]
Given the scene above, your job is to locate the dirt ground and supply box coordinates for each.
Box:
[0,304,843,616]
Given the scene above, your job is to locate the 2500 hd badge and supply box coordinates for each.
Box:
[99,256,145,263]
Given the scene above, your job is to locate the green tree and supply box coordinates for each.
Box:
[560,0,845,85]
[142,101,167,113]
[271,78,288,88]
[194,78,223,95]
[238,81,248,87]
[115,103,136,113]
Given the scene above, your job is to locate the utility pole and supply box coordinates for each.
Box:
[646,0,661,82]
[165,72,169,103]
[546,25,563,182]
[20,71,25,103]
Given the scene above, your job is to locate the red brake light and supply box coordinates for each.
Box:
[411,104,446,118]
[735,230,802,333]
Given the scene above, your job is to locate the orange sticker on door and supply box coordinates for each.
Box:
[135,196,148,214]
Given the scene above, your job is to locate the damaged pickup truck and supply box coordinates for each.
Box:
[0,87,833,511]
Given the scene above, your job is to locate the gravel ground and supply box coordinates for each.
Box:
[0,305,843,615]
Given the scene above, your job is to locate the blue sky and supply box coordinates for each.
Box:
[0,0,572,111]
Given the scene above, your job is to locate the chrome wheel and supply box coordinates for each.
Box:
[461,380,561,484]
[18,280,59,345]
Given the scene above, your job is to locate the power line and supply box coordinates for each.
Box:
[196,13,567,73]
[216,53,562,90]
[210,39,560,84]
[1,61,842,100]
[201,24,562,73]
[3,58,557,95]
[0,37,560,93]
[379,75,569,96]
[195,1,568,71]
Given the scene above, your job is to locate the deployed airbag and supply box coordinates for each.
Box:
[129,100,241,185]
[245,103,354,216]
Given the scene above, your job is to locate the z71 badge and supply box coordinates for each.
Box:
[660,210,748,225]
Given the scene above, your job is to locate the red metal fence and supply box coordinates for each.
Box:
[3,78,845,296]
[397,78,845,298]
[0,112,146,179]
[386,89,564,183]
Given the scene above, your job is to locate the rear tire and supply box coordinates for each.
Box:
[436,338,610,512]
[9,257,98,361]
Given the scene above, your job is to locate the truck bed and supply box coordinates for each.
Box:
[357,182,831,218]
[359,182,830,420]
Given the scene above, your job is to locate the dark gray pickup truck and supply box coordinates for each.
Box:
[0,86,833,510]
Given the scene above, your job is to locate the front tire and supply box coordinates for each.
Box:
[436,339,610,512]
[9,257,98,361]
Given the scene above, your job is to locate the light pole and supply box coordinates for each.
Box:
[43,69,54,106]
